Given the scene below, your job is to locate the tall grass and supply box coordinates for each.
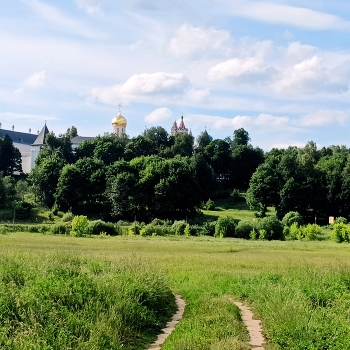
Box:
[2,234,350,349]
[0,252,176,350]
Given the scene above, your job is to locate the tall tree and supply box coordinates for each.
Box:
[0,134,22,175]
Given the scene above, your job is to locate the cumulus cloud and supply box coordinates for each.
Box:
[274,56,350,94]
[207,57,276,84]
[282,42,317,63]
[226,1,350,30]
[22,70,46,89]
[169,24,231,59]
[299,110,348,126]
[91,72,199,104]
[145,107,172,123]
[75,0,103,15]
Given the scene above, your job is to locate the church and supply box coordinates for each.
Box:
[1,108,192,174]
[0,107,128,174]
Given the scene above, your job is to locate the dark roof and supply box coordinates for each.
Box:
[32,125,50,145]
[0,129,38,145]
[71,136,94,144]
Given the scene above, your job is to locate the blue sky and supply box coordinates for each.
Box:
[1,0,350,150]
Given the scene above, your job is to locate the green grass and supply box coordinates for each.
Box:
[1,233,350,349]
[199,197,276,223]
[0,247,176,349]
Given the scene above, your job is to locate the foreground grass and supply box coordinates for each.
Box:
[1,233,350,349]
[0,249,176,349]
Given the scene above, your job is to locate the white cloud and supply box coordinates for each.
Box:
[23,0,104,39]
[282,42,317,63]
[23,70,46,89]
[91,72,193,104]
[299,110,348,126]
[207,57,276,84]
[169,24,231,59]
[227,1,350,30]
[274,56,348,94]
[145,107,172,123]
[75,0,103,15]
[185,88,210,103]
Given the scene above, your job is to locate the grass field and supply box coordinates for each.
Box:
[1,233,350,349]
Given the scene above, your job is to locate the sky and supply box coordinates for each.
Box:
[1,0,350,150]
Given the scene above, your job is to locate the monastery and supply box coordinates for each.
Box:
[1,107,190,174]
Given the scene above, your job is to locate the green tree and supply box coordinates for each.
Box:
[28,154,66,207]
[55,158,106,214]
[232,128,250,147]
[196,130,212,150]
[246,163,281,217]
[0,134,22,174]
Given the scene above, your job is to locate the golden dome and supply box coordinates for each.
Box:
[112,113,127,127]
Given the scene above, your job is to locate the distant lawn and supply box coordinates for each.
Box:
[199,197,276,223]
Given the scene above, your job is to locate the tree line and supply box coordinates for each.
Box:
[247,142,350,223]
[27,126,263,221]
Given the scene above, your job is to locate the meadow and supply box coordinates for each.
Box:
[1,232,350,349]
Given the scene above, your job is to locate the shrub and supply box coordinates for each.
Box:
[128,221,141,236]
[184,224,196,236]
[0,225,8,234]
[332,223,350,243]
[257,216,284,240]
[140,224,155,236]
[214,216,236,238]
[14,201,32,220]
[289,222,303,240]
[151,218,171,226]
[250,228,258,240]
[335,217,348,224]
[62,211,74,223]
[282,211,304,227]
[203,199,216,210]
[235,221,254,239]
[172,220,187,235]
[201,220,216,236]
[71,215,90,237]
[51,223,71,235]
[89,220,118,236]
[302,224,321,241]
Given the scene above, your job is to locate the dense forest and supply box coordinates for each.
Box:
[1,126,350,224]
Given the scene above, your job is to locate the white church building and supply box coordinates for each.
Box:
[0,108,128,174]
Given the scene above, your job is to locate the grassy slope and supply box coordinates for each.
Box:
[1,233,350,349]
[199,197,276,223]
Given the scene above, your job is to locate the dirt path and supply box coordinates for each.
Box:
[230,299,265,350]
[148,295,186,350]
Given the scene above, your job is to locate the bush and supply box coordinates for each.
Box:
[14,201,32,220]
[201,220,216,236]
[332,223,350,243]
[51,223,71,235]
[302,224,321,241]
[235,221,255,239]
[62,211,74,223]
[89,220,118,236]
[71,215,90,237]
[172,220,187,235]
[203,199,216,210]
[282,211,304,227]
[128,221,141,236]
[289,222,302,240]
[257,216,284,240]
[151,218,171,226]
[335,217,348,224]
[140,224,155,236]
[214,216,236,238]
[184,224,197,236]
